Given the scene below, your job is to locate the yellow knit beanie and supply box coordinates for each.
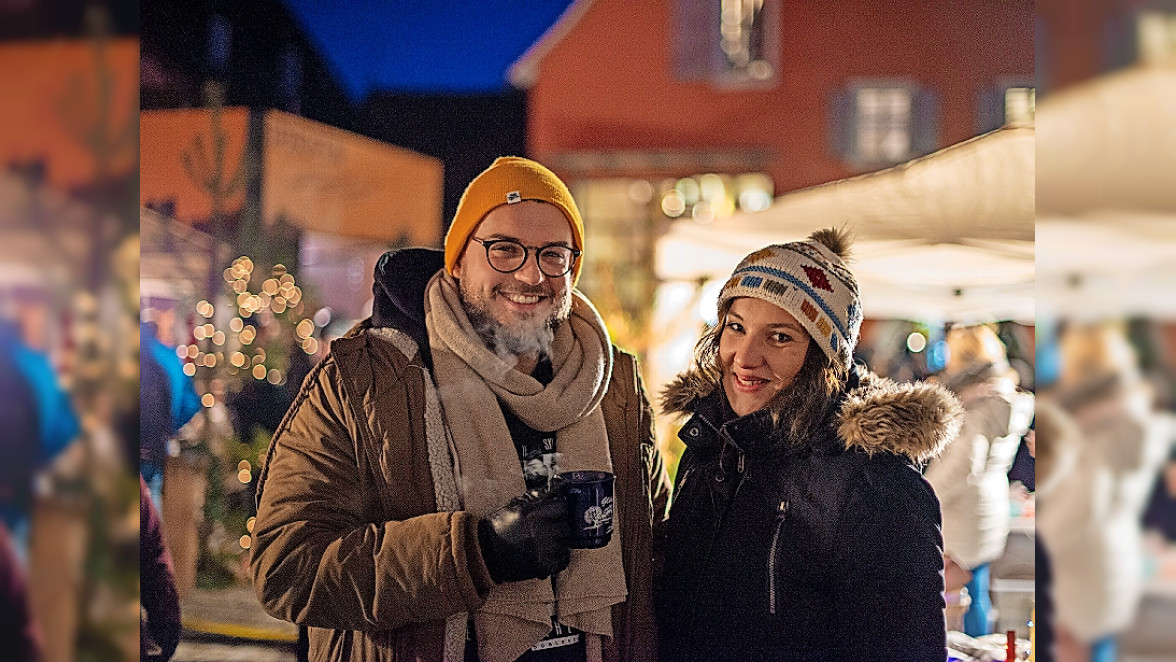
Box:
[444,156,586,285]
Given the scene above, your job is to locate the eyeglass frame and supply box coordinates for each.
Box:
[470,237,582,278]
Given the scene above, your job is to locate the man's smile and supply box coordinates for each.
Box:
[501,292,544,305]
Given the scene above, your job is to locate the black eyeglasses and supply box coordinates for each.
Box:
[471,237,581,278]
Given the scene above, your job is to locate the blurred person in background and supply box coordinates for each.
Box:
[1143,449,1176,541]
[1033,397,1084,662]
[655,230,963,661]
[139,310,200,509]
[285,334,316,399]
[1142,320,1176,543]
[1036,323,1171,662]
[925,324,1035,637]
[140,474,180,662]
[0,521,42,662]
[0,296,80,563]
[250,157,661,662]
[226,317,298,447]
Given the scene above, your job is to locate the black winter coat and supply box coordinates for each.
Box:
[655,367,962,662]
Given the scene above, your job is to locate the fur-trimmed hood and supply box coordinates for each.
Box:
[661,365,963,464]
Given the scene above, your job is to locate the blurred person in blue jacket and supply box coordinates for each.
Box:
[139,308,200,511]
[0,311,80,564]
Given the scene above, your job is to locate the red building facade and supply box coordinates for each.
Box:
[515,0,1034,353]
[521,0,1034,193]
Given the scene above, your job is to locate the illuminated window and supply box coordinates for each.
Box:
[977,79,1034,133]
[572,173,773,349]
[832,82,938,166]
[1137,11,1176,61]
[854,88,913,164]
[720,0,774,80]
[674,0,778,86]
[655,173,773,221]
[1004,87,1035,124]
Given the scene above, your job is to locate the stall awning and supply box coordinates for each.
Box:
[1036,63,1176,319]
[656,125,1034,323]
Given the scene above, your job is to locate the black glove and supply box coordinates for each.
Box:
[477,489,571,583]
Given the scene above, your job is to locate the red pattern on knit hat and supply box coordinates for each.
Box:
[802,265,833,292]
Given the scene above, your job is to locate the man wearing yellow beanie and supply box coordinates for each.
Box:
[251,156,661,662]
[445,156,586,285]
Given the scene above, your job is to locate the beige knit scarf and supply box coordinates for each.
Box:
[423,271,627,662]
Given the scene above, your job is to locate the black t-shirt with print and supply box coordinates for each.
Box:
[465,357,587,662]
[504,358,560,494]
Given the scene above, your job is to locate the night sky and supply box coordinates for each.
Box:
[283,0,576,97]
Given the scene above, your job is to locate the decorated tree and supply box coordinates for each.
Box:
[177,254,320,586]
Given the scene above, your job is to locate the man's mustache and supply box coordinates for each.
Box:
[494,284,552,296]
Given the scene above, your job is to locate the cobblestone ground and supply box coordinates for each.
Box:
[172,639,297,662]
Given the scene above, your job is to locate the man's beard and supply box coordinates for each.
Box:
[459,281,572,362]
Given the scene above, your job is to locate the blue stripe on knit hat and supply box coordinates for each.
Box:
[731,264,851,342]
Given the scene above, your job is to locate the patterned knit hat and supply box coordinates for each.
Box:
[717,228,862,368]
[444,156,586,285]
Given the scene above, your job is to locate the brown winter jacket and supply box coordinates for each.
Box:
[251,322,662,662]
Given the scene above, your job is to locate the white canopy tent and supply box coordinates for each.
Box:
[655,124,1035,324]
[1036,63,1176,320]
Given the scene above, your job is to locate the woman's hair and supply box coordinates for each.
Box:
[943,324,1018,385]
[945,324,1008,372]
[1057,322,1142,391]
[688,297,848,438]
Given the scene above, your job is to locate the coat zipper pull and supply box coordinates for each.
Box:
[768,500,789,615]
[737,452,745,474]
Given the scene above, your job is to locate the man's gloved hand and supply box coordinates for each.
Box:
[477,489,571,583]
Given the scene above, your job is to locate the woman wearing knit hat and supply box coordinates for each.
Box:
[654,228,964,661]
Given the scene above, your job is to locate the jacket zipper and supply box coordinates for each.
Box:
[768,500,789,615]
[676,465,694,496]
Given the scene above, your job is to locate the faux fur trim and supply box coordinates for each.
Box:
[836,372,963,463]
[661,366,963,462]
[659,369,717,418]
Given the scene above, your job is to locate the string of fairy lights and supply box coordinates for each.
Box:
[175,256,319,405]
[174,255,327,554]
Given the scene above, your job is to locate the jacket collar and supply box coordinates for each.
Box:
[665,363,962,463]
[677,391,791,455]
